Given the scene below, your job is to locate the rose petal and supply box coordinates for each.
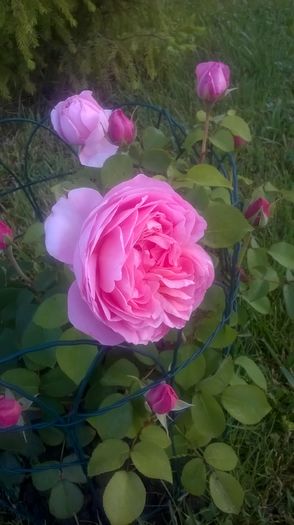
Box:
[45,188,102,264]
[79,134,118,168]
[68,281,124,345]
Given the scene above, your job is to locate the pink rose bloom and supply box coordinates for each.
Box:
[45,175,214,345]
[51,90,118,168]
[146,383,178,414]
[108,109,137,145]
[0,397,22,427]
[244,197,271,227]
[0,220,13,250]
[195,61,230,103]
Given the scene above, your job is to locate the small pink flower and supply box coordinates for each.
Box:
[108,109,136,145]
[44,175,214,345]
[234,135,248,149]
[51,90,118,168]
[195,61,230,103]
[0,397,22,427]
[0,220,13,250]
[146,383,179,415]
[244,197,271,227]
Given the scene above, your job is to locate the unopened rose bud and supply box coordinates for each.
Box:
[244,197,271,227]
[195,61,230,103]
[145,383,178,415]
[108,109,136,145]
[0,220,13,250]
[0,397,22,427]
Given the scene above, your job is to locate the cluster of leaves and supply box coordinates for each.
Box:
[0,0,201,100]
[0,113,293,524]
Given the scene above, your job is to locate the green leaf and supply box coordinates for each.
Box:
[181,458,206,496]
[186,424,212,447]
[39,427,64,446]
[234,356,267,390]
[49,480,84,519]
[143,126,168,150]
[196,317,237,349]
[88,439,129,477]
[247,247,268,273]
[103,471,146,525]
[33,294,67,329]
[221,115,251,142]
[88,394,133,439]
[22,324,59,369]
[200,357,234,395]
[101,359,139,387]
[32,461,59,491]
[131,441,172,483]
[200,285,225,314]
[1,368,39,395]
[210,187,231,204]
[204,443,238,471]
[56,328,98,385]
[209,471,244,514]
[41,367,76,397]
[183,128,204,152]
[221,385,271,424]
[100,153,133,187]
[186,164,232,189]
[176,344,206,389]
[243,278,269,302]
[134,343,159,366]
[191,392,226,438]
[242,294,271,315]
[23,222,44,245]
[268,242,294,270]
[209,129,234,152]
[0,452,24,487]
[61,454,87,483]
[140,425,171,449]
[204,203,252,248]
[141,149,171,173]
[283,283,294,319]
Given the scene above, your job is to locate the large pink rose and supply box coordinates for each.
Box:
[50,90,118,168]
[45,175,214,345]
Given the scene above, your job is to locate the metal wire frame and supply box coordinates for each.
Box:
[0,104,240,522]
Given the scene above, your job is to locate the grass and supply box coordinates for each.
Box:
[0,0,293,524]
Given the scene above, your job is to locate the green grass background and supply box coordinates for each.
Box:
[1,0,293,524]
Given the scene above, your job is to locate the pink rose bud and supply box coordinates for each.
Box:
[244,197,271,227]
[50,90,118,168]
[108,109,136,145]
[234,135,248,149]
[145,383,179,415]
[195,61,230,103]
[0,220,13,250]
[0,397,22,427]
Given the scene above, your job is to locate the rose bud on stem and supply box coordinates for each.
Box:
[244,197,271,227]
[195,61,231,163]
[108,109,137,146]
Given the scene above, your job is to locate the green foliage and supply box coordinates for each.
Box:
[103,471,146,525]
[0,0,202,100]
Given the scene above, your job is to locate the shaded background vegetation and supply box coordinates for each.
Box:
[0,0,293,524]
